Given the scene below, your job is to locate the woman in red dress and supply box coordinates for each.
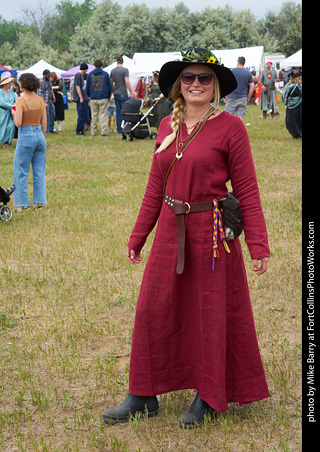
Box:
[102,48,270,428]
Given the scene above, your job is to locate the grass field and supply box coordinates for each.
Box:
[0,101,302,452]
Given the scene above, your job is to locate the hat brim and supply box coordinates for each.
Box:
[159,61,237,100]
[0,77,14,86]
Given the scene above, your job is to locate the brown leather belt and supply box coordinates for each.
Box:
[164,193,215,274]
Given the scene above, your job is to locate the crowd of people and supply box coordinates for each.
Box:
[0,54,302,213]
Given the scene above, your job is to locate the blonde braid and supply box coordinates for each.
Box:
[156,96,185,153]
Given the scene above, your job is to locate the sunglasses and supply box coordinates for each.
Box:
[181,72,214,85]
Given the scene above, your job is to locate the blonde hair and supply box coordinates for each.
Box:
[290,76,302,84]
[156,71,220,153]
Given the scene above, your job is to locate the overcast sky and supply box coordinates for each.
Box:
[1,0,301,22]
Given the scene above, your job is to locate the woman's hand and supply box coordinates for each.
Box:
[126,246,142,265]
[252,257,269,276]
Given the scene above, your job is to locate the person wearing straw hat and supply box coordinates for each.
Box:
[0,73,17,149]
[102,48,270,428]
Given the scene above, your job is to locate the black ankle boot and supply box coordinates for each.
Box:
[179,392,216,428]
[102,393,159,424]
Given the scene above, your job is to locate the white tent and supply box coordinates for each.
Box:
[103,55,141,93]
[17,59,65,79]
[213,46,265,72]
[103,55,134,74]
[132,51,181,72]
[129,47,264,90]
[104,47,265,95]
[132,47,264,74]
[129,52,181,90]
[280,49,302,70]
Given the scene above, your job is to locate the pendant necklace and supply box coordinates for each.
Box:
[175,105,217,159]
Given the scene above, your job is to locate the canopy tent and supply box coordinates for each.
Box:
[103,55,133,74]
[17,59,65,79]
[129,52,181,91]
[131,47,264,74]
[0,65,13,75]
[280,49,302,70]
[101,47,265,98]
[128,47,265,93]
[104,56,143,95]
[132,51,181,72]
[211,46,265,73]
[61,64,95,78]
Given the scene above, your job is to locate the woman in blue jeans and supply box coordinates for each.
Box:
[12,73,47,211]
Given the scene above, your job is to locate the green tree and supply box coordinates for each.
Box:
[69,0,123,65]
[160,4,194,51]
[193,7,237,50]
[0,16,27,47]
[0,31,60,69]
[42,0,96,52]
[118,3,155,55]
[259,1,302,56]
[230,9,259,48]
[0,0,302,70]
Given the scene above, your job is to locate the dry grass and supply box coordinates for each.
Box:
[0,102,301,451]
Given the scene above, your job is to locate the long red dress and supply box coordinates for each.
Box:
[127,111,270,412]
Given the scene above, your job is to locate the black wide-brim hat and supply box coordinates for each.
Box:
[159,48,237,99]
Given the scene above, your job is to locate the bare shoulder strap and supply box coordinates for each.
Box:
[20,96,29,110]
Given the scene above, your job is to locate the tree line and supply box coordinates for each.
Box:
[0,0,302,70]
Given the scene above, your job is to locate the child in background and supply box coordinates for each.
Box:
[108,95,116,132]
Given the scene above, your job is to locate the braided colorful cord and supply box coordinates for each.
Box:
[212,199,230,270]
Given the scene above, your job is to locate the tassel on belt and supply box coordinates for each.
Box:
[164,193,230,274]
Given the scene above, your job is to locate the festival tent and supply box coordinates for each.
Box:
[0,64,13,75]
[103,56,142,94]
[103,55,133,74]
[130,52,181,89]
[101,47,265,97]
[131,47,264,75]
[212,46,265,72]
[17,59,65,79]
[129,47,265,91]
[61,64,95,78]
[280,49,302,70]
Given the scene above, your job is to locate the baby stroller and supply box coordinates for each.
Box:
[0,185,15,222]
[121,98,156,141]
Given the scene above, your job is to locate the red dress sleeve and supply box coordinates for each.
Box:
[127,149,164,253]
[227,118,270,260]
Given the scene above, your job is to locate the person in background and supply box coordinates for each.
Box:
[281,68,302,139]
[145,71,172,130]
[259,61,278,119]
[224,56,255,119]
[110,56,134,134]
[102,48,270,428]
[107,94,117,132]
[73,63,89,136]
[86,59,112,136]
[38,69,55,133]
[51,72,65,132]
[11,73,47,212]
[0,73,17,149]
[69,77,74,102]
[82,72,91,132]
